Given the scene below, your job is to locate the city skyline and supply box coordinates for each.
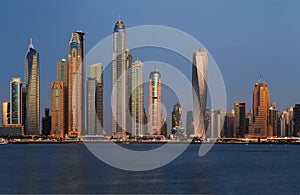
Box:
[1,2,300,137]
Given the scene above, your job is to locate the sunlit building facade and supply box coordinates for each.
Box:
[2,102,10,125]
[51,81,65,139]
[112,20,130,134]
[149,68,162,135]
[68,31,85,136]
[248,79,270,138]
[192,49,208,138]
[172,103,183,130]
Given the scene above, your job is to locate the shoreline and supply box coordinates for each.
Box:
[4,140,300,145]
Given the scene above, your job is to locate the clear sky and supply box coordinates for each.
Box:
[1,0,300,131]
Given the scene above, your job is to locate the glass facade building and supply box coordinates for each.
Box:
[130,60,145,136]
[112,20,130,134]
[24,39,40,134]
[192,49,208,138]
[149,68,162,135]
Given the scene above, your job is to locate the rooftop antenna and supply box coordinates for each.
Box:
[29,37,34,48]
[118,14,121,22]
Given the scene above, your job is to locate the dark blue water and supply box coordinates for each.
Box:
[0,143,300,194]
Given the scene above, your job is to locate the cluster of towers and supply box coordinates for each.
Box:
[1,39,40,135]
[5,19,297,140]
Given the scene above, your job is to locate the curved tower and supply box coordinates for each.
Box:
[192,49,208,138]
[25,38,40,134]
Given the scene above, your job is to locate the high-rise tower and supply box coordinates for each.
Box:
[10,78,22,124]
[112,20,130,134]
[2,102,10,125]
[192,49,208,138]
[172,103,183,130]
[234,101,246,138]
[248,79,270,138]
[86,78,97,135]
[51,81,65,139]
[89,63,103,135]
[24,38,40,134]
[130,60,145,136]
[68,31,85,137]
[149,68,162,135]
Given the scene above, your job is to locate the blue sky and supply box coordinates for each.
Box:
[1,0,300,130]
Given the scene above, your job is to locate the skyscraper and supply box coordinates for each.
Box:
[269,102,278,137]
[172,103,183,130]
[21,86,26,128]
[24,38,40,134]
[280,111,288,137]
[186,111,193,138]
[112,20,129,134]
[130,60,145,136]
[10,78,22,124]
[68,31,85,137]
[192,49,208,138]
[293,104,300,136]
[234,101,246,138]
[57,58,68,133]
[248,79,270,138]
[2,102,10,125]
[149,68,162,135]
[89,63,103,135]
[51,81,65,139]
[42,108,51,136]
[161,117,167,137]
[223,111,234,137]
[86,78,97,135]
[286,107,294,137]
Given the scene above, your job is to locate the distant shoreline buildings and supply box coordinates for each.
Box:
[1,19,300,140]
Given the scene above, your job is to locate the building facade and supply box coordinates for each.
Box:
[51,81,65,138]
[10,78,22,124]
[86,78,97,135]
[89,63,103,135]
[186,111,193,138]
[172,103,183,130]
[24,38,40,134]
[234,101,246,138]
[293,104,300,136]
[2,102,10,125]
[192,49,208,138]
[68,31,85,137]
[149,68,162,135]
[42,108,51,136]
[130,60,145,136]
[112,20,130,134]
[248,79,270,138]
[269,102,278,137]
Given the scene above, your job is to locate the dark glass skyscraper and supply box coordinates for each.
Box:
[10,78,22,124]
[234,101,246,138]
[24,38,40,134]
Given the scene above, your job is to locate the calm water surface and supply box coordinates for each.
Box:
[0,143,300,194]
